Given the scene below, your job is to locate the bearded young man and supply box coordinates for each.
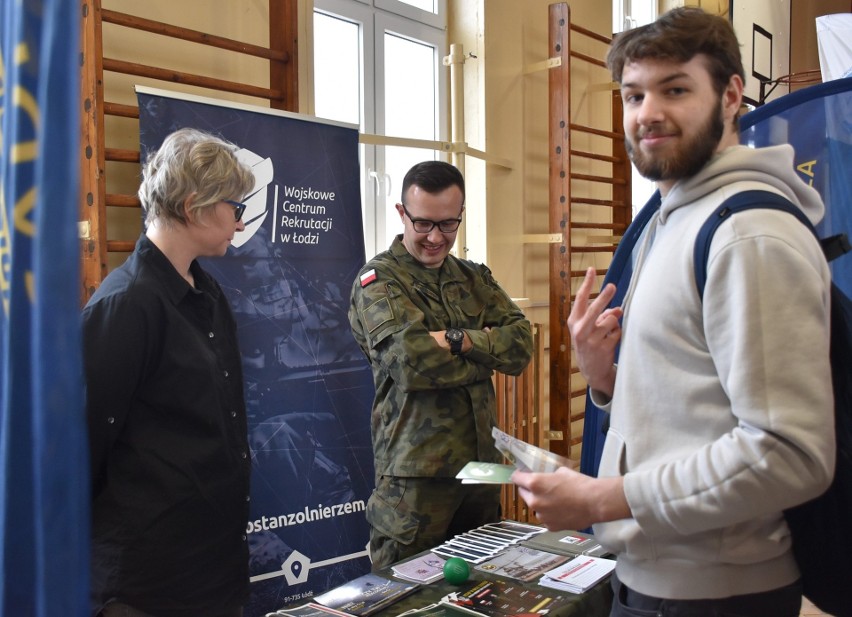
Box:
[512,8,834,617]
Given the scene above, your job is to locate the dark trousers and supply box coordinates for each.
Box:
[609,571,802,617]
[98,602,243,617]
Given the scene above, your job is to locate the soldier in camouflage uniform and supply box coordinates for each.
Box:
[348,161,533,569]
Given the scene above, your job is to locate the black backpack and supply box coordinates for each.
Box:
[694,189,852,616]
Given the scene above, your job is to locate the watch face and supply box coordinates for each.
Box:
[446,328,464,342]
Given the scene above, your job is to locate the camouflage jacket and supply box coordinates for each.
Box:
[349,236,533,478]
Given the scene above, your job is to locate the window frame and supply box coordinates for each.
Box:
[313,0,448,258]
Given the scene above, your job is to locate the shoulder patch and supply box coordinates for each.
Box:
[364,296,394,333]
[360,269,377,287]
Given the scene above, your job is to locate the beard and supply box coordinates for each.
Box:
[625,98,725,183]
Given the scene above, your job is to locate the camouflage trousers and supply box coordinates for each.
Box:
[366,475,501,570]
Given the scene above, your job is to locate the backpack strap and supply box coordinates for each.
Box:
[607,189,662,288]
[822,233,852,263]
[693,190,818,301]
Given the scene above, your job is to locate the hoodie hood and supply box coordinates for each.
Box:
[659,144,825,225]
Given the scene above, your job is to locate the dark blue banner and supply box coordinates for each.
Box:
[0,0,89,615]
[137,89,374,617]
[741,77,852,297]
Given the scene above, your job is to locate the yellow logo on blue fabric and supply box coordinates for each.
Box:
[796,159,818,187]
[0,40,40,316]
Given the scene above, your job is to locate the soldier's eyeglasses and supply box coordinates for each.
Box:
[224,199,247,222]
[401,204,462,234]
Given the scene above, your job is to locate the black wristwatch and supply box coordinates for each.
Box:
[445,328,465,355]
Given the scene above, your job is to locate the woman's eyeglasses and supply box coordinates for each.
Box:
[224,199,247,222]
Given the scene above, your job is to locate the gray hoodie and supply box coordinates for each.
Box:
[593,144,835,599]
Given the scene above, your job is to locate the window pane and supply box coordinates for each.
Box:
[383,32,437,246]
[629,0,656,27]
[395,0,436,14]
[314,12,361,126]
[375,0,444,27]
[384,33,435,139]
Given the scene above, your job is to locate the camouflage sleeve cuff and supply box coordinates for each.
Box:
[461,321,533,376]
[463,328,489,360]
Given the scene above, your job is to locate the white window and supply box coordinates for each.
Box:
[614,0,658,34]
[613,0,658,214]
[314,0,447,259]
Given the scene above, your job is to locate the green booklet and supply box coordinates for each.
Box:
[455,462,515,484]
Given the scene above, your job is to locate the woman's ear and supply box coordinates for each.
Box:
[182,193,197,223]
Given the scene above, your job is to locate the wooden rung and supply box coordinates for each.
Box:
[569,268,607,277]
[106,194,141,208]
[570,123,624,141]
[585,235,623,243]
[570,245,618,253]
[106,240,136,253]
[571,172,628,185]
[570,149,621,164]
[569,291,602,303]
[570,222,625,231]
[102,57,284,101]
[104,101,140,118]
[569,49,606,69]
[105,148,140,163]
[571,197,627,207]
[101,9,289,62]
[570,22,612,45]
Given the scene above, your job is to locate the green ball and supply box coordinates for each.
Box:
[443,556,470,585]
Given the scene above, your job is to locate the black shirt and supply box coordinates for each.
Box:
[83,234,251,617]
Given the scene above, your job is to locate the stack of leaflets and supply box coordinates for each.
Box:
[491,427,576,472]
[312,572,420,616]
[475,545,570,582]
[392,553,447,584]
[441,578,570,616]
[430,521,546,564]
[538,555,616,594]
[456,431,578,489]
[521,529,612,559]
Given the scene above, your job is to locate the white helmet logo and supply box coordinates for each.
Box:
[233,148,274,247]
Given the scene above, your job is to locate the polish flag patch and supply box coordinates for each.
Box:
[360,269,377,287]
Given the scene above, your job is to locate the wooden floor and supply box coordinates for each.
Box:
[800,597,830,616]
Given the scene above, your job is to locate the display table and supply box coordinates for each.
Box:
[369,551,614,616]
[273,526,615,616]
